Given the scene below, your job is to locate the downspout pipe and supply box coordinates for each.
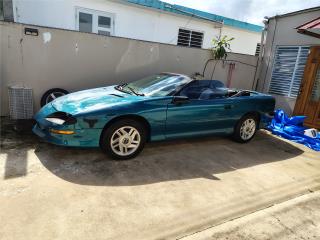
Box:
[253,18,269,91]
[260,16,278,92]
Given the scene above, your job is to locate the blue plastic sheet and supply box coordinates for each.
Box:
[267,109,320,151]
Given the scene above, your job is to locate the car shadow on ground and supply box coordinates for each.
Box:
[1,118,304,186]
[29,131,303,186]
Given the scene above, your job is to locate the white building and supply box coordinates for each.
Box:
[256,7,320,128]
[7,0,262,55]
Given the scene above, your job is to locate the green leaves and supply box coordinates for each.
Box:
[211,35,234,60]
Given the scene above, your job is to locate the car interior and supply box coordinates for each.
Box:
[178,80,255,100]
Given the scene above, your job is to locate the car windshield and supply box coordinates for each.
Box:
[117,74,191,97]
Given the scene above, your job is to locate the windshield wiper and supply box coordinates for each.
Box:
[115,83,128,90]
[127,86,145,96]
[114,84,132,95]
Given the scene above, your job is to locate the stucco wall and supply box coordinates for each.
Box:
[11,0,261,55]
[257,8,320,115]
[0,21,258,116]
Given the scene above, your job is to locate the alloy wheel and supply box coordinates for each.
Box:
[110,126,141,156]
[240,118,256,140]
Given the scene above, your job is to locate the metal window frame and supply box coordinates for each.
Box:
[269,45,310,98]
[75,7,115,36]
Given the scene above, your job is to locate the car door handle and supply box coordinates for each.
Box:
[224,105,232,110]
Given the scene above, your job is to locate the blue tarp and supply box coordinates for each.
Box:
[267,109,320,151]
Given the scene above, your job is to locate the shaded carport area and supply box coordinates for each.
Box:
[1,118,320,240]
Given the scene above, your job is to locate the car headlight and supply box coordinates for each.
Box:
[45,117,66,125]
[45,112,77,125]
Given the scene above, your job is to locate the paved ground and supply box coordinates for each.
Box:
[1,119,320,240]
[183,191,320,240]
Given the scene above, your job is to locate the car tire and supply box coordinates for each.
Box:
[232,114,258,143]
[100,119,147,160]
[40,88,69,107]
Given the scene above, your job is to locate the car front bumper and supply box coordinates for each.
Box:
[32,123,101,147]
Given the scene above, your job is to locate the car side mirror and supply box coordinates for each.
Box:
[172,96,189,104]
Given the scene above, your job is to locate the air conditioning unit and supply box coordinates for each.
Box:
[8,86,34,119]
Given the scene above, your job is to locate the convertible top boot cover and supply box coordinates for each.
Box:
[267,109,320,151]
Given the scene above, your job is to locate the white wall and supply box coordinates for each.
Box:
[12,0,220,48]
[222,26,261,55]
[12,0,261,54]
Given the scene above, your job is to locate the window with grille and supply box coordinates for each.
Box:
[177,28,204,48]
[269,46,310,98]
[255,43,261,56]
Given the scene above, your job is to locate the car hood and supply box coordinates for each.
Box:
[51,86,143,115]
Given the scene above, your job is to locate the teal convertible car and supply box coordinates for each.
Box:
[33,73,275,159]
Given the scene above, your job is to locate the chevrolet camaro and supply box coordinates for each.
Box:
[33,73,275,159]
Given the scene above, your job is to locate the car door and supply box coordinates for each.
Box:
[165,97,239,139]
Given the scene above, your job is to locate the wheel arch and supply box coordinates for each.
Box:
[99,114,151,145]
[243,111,261,120]
[240,111,261,128]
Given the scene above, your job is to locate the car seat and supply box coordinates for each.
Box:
[179,80,227,100]
[198,88,228,100]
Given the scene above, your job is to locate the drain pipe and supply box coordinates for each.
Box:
[252,17,269,91]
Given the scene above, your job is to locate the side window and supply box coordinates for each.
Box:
[79,12,93,33]
[255,43,261,56]
[180,85,203,99]
[76,8,114,36]
[98,16,112,36]
[180,81,228,100]
[179,81,213,100]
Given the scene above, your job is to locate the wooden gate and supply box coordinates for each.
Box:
[294,46,320,129]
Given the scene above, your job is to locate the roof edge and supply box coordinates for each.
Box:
[268,6,320,20]
[122,0,263,32]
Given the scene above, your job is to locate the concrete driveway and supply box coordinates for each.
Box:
[1,120,320,240]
